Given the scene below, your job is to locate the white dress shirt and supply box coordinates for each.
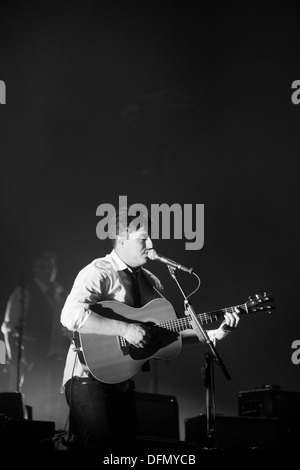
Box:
[60,250,163,387]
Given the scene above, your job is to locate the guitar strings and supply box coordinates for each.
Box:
[158,304,247,332]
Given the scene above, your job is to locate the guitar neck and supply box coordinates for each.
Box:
[159,303,247,333]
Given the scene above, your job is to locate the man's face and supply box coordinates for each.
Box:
[118,226,153,268]
[34,260,56,283]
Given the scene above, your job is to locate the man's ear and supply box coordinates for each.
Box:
[117,235,125,246]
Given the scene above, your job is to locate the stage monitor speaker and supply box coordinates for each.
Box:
[184,414,286,450]
[0,392,27,419]
[135,436,200,457]
[136,392,179,440]
[238,385,300,421]
[0,418,56,449]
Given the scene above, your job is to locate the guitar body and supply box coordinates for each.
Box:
[74,298,182,384]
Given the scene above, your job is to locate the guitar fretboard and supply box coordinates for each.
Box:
[158,303,247,332]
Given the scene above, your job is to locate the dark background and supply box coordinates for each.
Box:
[1,2,299,439]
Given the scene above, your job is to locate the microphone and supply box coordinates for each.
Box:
[147,249,193,274]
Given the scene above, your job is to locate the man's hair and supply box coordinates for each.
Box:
[34,251,57,267]
[108,205,152,247]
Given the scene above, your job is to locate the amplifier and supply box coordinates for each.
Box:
[135,436,200,457]
[238,385,300,421]
[184,414,286,450]
[136,392,179,440]
[0,392,27,419]
[0,418,56,449]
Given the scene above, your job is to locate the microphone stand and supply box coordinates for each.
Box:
[167,266,231,450]
[16,268,25,393]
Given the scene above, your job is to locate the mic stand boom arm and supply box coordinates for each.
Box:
[167,266,231,450]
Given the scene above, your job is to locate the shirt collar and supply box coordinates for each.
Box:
[110,249,130,272]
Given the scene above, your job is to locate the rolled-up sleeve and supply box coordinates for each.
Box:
[61,263,108,331]
[1,286,30,334]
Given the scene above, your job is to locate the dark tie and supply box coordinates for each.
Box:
[127,268,142,308]
[126,268,151,372]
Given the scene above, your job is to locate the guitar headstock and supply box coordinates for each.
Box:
[246,293,275,314]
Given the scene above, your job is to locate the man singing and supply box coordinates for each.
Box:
[60,207,240,452]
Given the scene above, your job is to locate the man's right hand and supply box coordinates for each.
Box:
[123,323,149,348]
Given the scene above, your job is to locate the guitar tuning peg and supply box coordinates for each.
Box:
[248,295,253,301]
[255,294,260,299]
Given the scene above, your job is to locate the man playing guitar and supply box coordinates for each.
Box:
[60,207,240,452]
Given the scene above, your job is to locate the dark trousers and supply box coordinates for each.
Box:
[65,377,137,452]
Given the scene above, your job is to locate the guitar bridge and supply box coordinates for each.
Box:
[118,336,130,356]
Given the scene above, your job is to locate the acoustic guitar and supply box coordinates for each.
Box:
[73,293,274,383]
